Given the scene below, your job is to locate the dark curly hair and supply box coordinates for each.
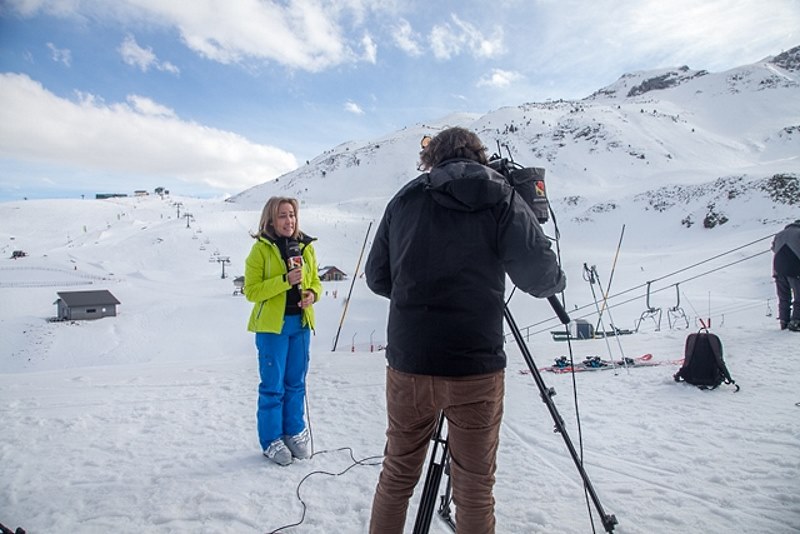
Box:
[419,127,488,170]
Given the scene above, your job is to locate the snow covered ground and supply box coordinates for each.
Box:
[1,194,798,534]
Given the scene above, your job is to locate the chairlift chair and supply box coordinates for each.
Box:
[667,284,689,329]
[634,281,662,332]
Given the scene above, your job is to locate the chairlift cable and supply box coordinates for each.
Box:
[517,247,772,336]
[579,234,774,319]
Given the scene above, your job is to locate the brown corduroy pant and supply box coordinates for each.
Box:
[369,366,505,534]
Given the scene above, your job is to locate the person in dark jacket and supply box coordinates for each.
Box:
[365,127,566,533]
[772,220,800,331]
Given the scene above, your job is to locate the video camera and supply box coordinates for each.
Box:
[487,150,550,225]
[419,134,550,225]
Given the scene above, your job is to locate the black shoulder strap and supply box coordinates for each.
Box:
[699,331,741,392]
[674,332,697,382]
[709,335,739,392]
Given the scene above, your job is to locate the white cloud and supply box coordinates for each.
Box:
[46,42,71,66]
[119,34,180,74]
[361,33,377,63]
[119,34,156,71]
[344,101,365,115]
[0,73,297,191]
[126,95,176,118]
[159,61,180,75]
[430,14,505,60]
[151,1,353,72]
[477,68,523,88]
[392,19,423,56]
[430,22,460,60]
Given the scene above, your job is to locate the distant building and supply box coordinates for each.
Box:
[55,290,121,321]
[134,190,149,196]
[319,266,347,281]
[95,193,128,199]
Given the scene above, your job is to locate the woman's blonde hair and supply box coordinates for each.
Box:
[254,196,301,240]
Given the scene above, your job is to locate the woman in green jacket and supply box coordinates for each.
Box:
[244,197,322,465]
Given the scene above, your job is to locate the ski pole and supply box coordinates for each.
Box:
[594,224,625,332]
[332,221,372,351]
[583,264,624,373]
[594,265,628,365]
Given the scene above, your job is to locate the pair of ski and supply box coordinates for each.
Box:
[521,353,684,374]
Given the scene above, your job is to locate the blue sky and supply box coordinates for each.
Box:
[0,0,798,201]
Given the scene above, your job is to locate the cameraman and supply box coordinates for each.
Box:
[365,126,566,533]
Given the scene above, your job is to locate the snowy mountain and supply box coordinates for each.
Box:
[1,47,799,534]
[229,45,799,231]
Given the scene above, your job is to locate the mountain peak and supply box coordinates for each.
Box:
[769,44,800,72]
[625,66,710,97]
[587,66,709,99]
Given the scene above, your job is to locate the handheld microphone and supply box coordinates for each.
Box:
[286,241,303,291]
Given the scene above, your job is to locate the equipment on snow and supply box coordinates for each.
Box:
[673,330,739,391]
[550,326,633,342]
[412,300,617,533]
[528,353,682,374]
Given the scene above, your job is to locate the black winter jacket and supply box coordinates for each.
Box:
[365,159,566,376]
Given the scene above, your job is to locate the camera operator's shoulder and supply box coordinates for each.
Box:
[392,173,429,198]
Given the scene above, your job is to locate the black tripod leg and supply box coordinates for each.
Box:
[505,304,618,532]
[413,412,450,534]
[437,457,456,531]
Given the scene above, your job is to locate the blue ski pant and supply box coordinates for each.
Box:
[255,315,310,450]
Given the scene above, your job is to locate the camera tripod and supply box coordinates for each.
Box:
[412,298,618,533]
